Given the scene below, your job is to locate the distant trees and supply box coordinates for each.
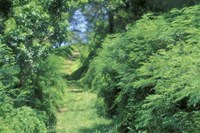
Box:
[79,0,199,35]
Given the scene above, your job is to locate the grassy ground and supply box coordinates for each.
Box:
[56,47,114,133]
[56,85,113,133]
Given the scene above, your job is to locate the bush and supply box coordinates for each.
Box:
[84,4,200,132]
[0,52,66,132]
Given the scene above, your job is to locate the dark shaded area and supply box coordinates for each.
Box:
[68,43,100,80]
[52,46,73,58]
[108,11,114,34]
[68,89,83,93]
[0,0,12,17]
[103,88,121,117]
[0,0,12,34]
[134,84,156,101]
[68,63,88,80]
[147,0,199,12]
[176,97,200,112]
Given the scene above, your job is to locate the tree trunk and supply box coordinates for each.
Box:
[108,11,114,34]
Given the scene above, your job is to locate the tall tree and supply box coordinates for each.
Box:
[0,0,84,131]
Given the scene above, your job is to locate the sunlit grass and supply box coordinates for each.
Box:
[56,47,113,133]
[56,85,113,133]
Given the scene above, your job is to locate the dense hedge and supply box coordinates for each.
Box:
[0,44,66,132]
[84,4,200,132]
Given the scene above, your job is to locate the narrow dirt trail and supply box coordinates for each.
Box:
[56,50,113,133]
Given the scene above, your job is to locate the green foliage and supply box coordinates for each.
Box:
[32,55,66,129]
[0,54,66,132]
[52,46,73,58]
[0,81,47,133]
[84,11,172,115]
[84,4,200,132]
[0,106,47,133]
[133,44,200,132]
[0,0,72,132]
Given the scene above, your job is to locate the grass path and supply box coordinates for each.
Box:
[56,48,113,133]
[56,85,113,133]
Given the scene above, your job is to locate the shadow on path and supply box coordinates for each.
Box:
[78,122,114,133]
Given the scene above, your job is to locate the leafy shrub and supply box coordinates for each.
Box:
[0,0,70,131]
[0,45,66,132]
[84,4,200,132]
[29,55,66,129]
[0,81,47,133]
[84,11,173,115]
[0,106,47,133]
[133,44,200,132]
